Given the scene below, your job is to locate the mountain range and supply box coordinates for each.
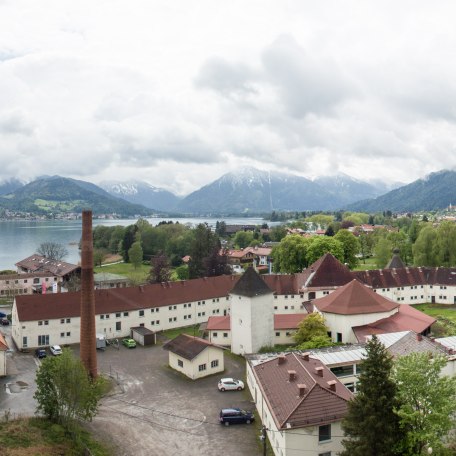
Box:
[0,168,454,215]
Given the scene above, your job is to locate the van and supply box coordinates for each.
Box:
[219,408,254,426]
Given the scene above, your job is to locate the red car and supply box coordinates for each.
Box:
[0,318,9,326]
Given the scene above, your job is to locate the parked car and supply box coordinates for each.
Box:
[219,408,254,426]
[35,348,47,359]
[218,378,245,392]
[122,338,137,348]
[0,312,6,319]
[49,345,62,356]
[0,317,9,326]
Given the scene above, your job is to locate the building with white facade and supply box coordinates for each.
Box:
[247,351,352,456]
[163,334,224,380]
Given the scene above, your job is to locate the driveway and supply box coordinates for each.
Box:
[85,341,263,456]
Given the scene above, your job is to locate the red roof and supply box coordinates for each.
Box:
[0,333,8,351]
[206,316,230,330]
[15,254,80,277]
[163,334,220,360]
[252,352,352,430]
[352,305,436,342]
[206,314,307,331]
[314,279,398,315]
[274,314,307,329]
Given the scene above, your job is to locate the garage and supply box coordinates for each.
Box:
[130,326,156,346]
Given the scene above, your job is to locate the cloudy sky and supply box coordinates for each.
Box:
[1,1,456,196]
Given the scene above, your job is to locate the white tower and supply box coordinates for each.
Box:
[230,267,274,355]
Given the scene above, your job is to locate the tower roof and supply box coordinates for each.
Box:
[385,250,406,269]
[304,253,354,288]
[230,266,272,297]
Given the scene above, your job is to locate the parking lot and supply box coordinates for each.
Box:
[0,328,264,456]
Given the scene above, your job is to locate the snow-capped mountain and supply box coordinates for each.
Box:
[100,181,181,211]
[176,167,389,214]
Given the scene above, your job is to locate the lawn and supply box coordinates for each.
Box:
[413,303,456,337]
[159,324,201,342]
[94,262,150,284]
[353,257,379,271]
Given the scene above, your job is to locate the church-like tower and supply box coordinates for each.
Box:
[80,210,97,379]
[230,267,274,355]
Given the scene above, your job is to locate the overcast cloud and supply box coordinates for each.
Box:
[1,0,456,195]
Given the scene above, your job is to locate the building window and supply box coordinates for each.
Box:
[198,363,207,372]
[60,319,65,324]
[337,333,343,342]
[173,317,177,321]
[318,452,331,456]
[330,365,354,377]
[169,318,173,323]
[60,332,65,337]
[139,310,144,317]
[116,322,121,331]
[66,318,70,323]
[173,305,177,310]
[23,336,28,348]
[211,360,219,368]
[123,311,129,317]
[100,315,105,320]
[66,332,70,337]
[223,333,228,338]
[213,332,218,337]
[44,320,49,325]
[275,332,280,337]
[274,306,278,310]
[169,306,172,310]
[156,320,160,325]
[184,315,187,320]
[38,335,49,346]
[116,312,121,318]
[178,359,183,368]
[319,424,331,442]
[188,303,191,307]
[284,306,288,310]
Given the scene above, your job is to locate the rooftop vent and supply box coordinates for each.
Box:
[297,384,307,397]
[327,380,337,391]
[301,352,310,362]
[417,333,423,341]
[277,355,286,365]
[315,366,324,377]
[287,370,297,382]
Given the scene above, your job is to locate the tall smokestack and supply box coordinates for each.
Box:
[80,210,97,379]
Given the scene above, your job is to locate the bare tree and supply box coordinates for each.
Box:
[149,252,171,284]
[37,242,69,261]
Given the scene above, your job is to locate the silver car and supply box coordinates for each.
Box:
[218,378,245,391]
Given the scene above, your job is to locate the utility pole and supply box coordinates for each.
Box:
[260,425,267,456]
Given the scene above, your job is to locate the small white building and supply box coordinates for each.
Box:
[163,334,224,380]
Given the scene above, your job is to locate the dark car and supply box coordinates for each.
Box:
[219,408,254,426]
[0,318,9,326]
[35,348,47,359]
[0,312,6,319]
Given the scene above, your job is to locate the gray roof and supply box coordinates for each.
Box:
[230,266,272,297]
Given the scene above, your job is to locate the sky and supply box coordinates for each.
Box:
[2,1,456,196]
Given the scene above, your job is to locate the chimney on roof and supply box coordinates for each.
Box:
[301,352,310,362]
[287,370,297,382]
[327,380,337,391]
[278,355,286,365]
[315,366,324,377]
[297,384,307,397]
[417,333,423,341]
[139,285,144,292]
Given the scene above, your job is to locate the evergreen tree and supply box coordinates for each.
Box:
[341,336,403,456]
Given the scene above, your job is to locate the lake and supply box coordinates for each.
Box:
[0,217,272,271]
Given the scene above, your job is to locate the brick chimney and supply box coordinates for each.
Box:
[417,333,423,342]
[327,380,337,391]
[79,210,97,379]
[301,352,310,362]
[315,366,324,377]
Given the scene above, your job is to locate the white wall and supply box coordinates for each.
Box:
[168,346,224,380]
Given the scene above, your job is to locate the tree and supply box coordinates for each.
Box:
[334,229,360,269]
[204,245,231,277]
[272,235,310,273]
[393,353,456,455]
[121,225,138,262]
[149,252,171,283]
[306,236,344,265]
[413,225,438,266]
[188,223,222,279]
[341,336,403,456]
[128,240,143,270]
[93,248,106,267]
[374,237,392,268]
[233,230,254,249]
[293,313,329,345]
[37,242,68,261]
[435,221,456,267]
[34,348,105,426]
[175,264,189,280]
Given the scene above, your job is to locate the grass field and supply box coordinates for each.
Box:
[413,303,456,337]
[94,262,150,284]
[353,257,379,271]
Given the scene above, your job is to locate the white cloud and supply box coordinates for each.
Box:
[2,0,456,194]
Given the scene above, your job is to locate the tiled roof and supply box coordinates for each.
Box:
[15,275,240,322]
[0,333,8,351]
[206,314,307,331]
[383,331,444,357]
[15,254,80,277]
[162,334,220,360]
[252,352,352,430]
[302,253,355,289]
[385,253,406,269]
[0,271,55,280]
[206,315,230,330]
[352,305,435,342]
[230,267,272,298]
[262,273,307,295]
[314,279,398,315]
[274,314,307,330]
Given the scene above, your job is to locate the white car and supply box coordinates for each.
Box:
[50,345,62,356]
[218,378,245,392]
